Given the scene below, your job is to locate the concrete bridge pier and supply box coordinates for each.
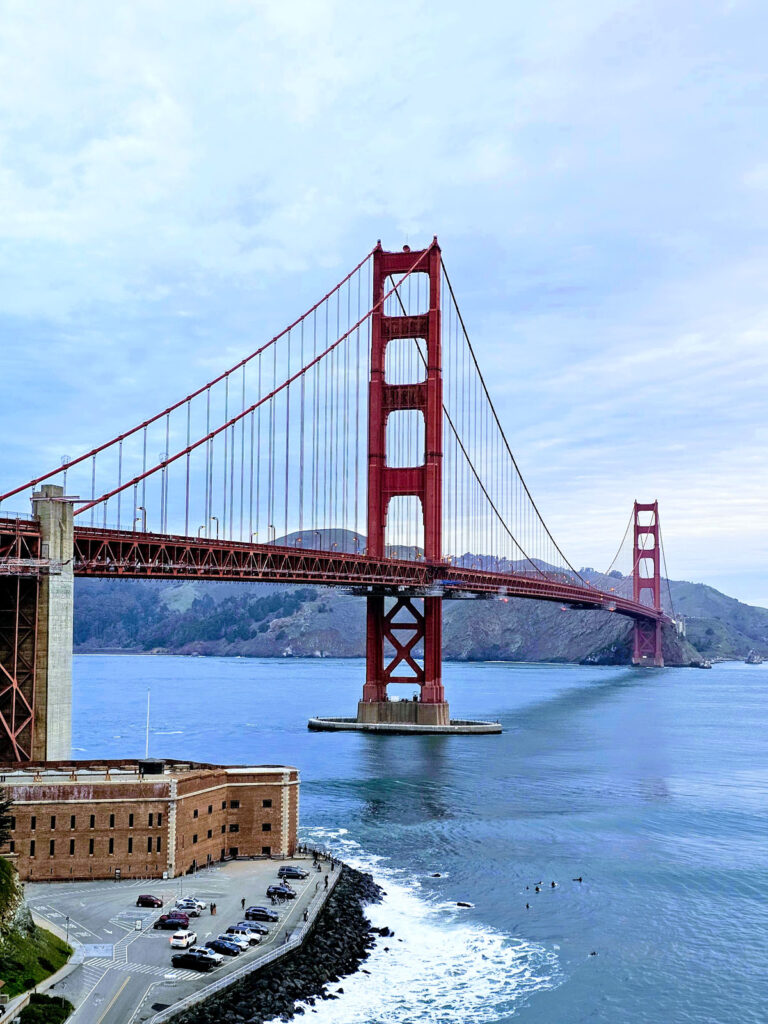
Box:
[31,485,74,760]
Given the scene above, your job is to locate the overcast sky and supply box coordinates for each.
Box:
[1,0,767,605]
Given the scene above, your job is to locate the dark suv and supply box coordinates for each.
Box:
[278,865,309,880]
[171,950,216,972]
[266,884,297,900]
[136,894,163,908]
[245,906,279,922]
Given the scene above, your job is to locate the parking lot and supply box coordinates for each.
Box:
[26,854,335,1024]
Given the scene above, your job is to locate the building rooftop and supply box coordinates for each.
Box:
[0,758,297,785]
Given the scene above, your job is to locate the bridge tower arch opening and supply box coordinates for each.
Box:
[359,239,449,726]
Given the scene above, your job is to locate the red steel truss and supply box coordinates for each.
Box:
[0,519,41,760]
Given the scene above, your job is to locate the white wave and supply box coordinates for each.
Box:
[288,827,560,1024]
[154,730,184,734]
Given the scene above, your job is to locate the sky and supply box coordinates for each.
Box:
[1,0,767,606]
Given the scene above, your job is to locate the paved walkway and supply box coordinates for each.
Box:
[26,855,335,1024]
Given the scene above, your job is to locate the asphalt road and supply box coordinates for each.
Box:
[26,855,333,1024]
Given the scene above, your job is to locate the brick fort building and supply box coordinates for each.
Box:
[0,759,299,882]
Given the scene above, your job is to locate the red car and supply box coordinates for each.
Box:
[153,912,189,930]
[136,894,163,908]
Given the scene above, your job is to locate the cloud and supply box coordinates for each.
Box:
[1,0,767,604]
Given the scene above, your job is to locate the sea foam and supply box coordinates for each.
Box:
[278,827,560,1024]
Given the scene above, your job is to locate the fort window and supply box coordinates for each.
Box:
[89,815,95,829]
[156,837,162,852]
[230,800,240,809]
[69,839,75,856]
[261,846,271,856]
[50,815,56,830]
[128,813,134,828]
[157,813,163,827]
[49,839,55,856]
[262,799,272,808]
[221,800,226,809]
[30,816,35,831]
[8,840,14,854]
[229,824,239,833]
[208,805,212,815]
[29,839,35,857]
[221,825,225,834]
[108,838,114,855]
[193,834,198,844]
[109,814,115,829]
[193,809,198,818]
[207,830,212,839]
[128,838,133,854]
[262,823,272,832]
[10,816,15,830]
[89,838,94,856]
[148,813,154,827]
[70,815,76,830]
[147,837,152,853]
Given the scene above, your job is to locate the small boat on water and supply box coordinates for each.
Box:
[745,650,764,665]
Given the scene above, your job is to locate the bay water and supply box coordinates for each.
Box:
[73,655,767,1023]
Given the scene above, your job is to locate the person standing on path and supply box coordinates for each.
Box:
[241,897,246,910]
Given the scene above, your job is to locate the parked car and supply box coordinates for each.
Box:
[154,913,190,930]
[136,894,163,908]
[171,950,215,972]
[206,938,241,957]
[234,920,269,935]
[267,884,297,900]
[245,906,279,922]
[188,945,223,965]
[225,925,261,945]
[175,900,202,916]
[179,896,207,910]
[170,930,197,949]
[278,865,309,880]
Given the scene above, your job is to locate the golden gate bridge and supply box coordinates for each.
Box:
[0,239,674,759]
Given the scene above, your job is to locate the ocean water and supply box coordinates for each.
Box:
[73,655,768,1023]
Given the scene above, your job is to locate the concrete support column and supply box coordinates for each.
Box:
[31,484,74,760]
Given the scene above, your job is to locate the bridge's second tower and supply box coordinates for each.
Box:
[632,500,664,667]
[358,239,449,726]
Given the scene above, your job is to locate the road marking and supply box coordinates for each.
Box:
[96,975,131,1024]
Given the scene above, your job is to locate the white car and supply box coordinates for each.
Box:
[175,900,202,916]
[184,896,208,910]
[225,925,260,945]
[188,945,223,964]
[170,930,197,948]
[218,933,249,951]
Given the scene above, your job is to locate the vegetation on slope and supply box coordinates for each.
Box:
[18,993,74,1023]
[71,571,768,664]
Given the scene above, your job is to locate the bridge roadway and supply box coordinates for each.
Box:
[0,518,669,624]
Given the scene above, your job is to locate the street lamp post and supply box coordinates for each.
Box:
[210,516,219,539]
[268,524,276,544]
[135,506,146,531]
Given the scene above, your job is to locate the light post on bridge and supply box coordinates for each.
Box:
[268,524,276,544]
[210,515,219,540]
[135,506,146,532]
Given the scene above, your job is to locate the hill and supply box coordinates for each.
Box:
[71,548,768,664]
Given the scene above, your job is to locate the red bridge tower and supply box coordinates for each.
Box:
[632,500,664,667]
[358,240,449,726]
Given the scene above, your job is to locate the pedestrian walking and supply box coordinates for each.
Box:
[241,897,245,910]
[325,875,329,889]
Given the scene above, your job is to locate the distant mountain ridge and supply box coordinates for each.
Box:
[71,531,768,664]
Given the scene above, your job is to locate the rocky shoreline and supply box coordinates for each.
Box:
[174,865,384,1024]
